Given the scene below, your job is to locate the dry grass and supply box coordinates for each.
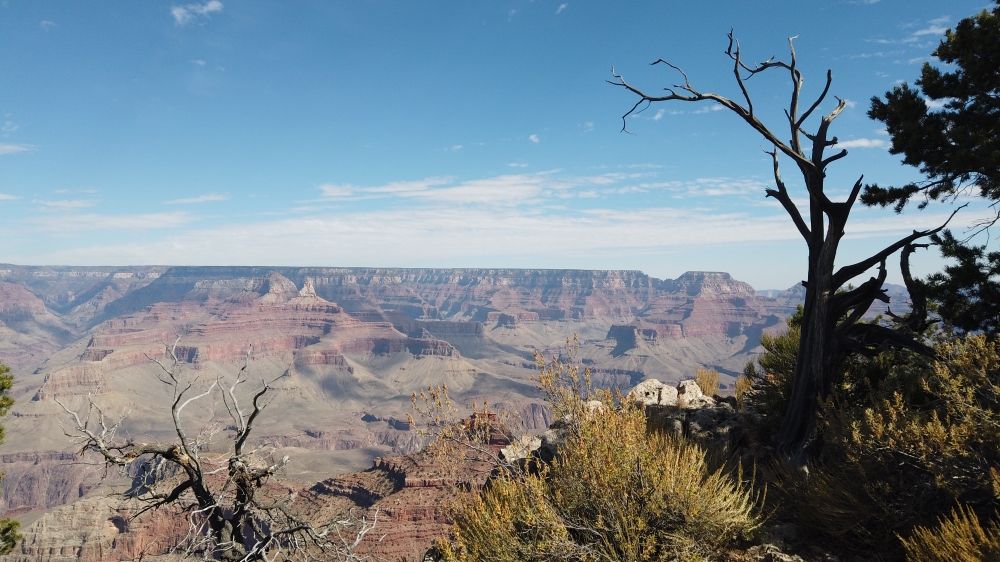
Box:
[901,506,1000,562]
[439,402,762,562]
[694,367,720,397]
[734,375,752,410]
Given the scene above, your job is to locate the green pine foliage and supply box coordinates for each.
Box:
[865,0,1000,337]
[743,323,1000,558]
[865,1,1000,210]
[0,363,20,555]
[741,306,801,444]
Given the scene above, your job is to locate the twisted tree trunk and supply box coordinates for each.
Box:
[611,32,954,464]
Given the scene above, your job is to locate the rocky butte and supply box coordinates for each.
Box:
[0,265,900,561]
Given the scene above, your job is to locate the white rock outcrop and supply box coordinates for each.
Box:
[631,379,679,407]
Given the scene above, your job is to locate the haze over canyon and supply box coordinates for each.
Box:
[0,264,905,560]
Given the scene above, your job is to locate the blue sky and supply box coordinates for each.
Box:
[0,0,992,289]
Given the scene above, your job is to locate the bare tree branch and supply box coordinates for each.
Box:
[764,147,810,241]
[56,343,379,561]
[833,205,965,289]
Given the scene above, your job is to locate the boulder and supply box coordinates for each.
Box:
[499,435,542,464]
[628,379,741,450]
[677,379,716,409]
[631,379,678,407]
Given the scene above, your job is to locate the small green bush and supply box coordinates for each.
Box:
[742,319,799,445]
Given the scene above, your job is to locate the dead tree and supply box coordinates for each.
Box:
[56,341,382,561]
[610,32,959,466]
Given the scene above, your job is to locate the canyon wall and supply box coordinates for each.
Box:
[0,264,857,560]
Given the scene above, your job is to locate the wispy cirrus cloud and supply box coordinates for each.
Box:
[171,0,223,26]
[165,193,229,204]
[40,20,56,30]
[556,3,568,14]
[35,199,96,210]
[31,204,981,277]
[692,104,724,114]
[0,143,32,155]
[837,138,889,149]
[0,193,21,201]
[529,134,540,143]
[316,172,656,206]
[26,212,195,234]
[606,177,768,198]
[317,183,357,199]
[914,16,950,37]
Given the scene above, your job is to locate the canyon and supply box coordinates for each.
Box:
[0,265,905,560]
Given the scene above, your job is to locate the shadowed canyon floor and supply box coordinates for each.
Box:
[0,265,848,560]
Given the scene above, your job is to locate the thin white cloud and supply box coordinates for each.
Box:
[924,97,950,109]
[0,194,20,201]
[913,16,950,38]
[315,172,657,206]
[508,163,528,168]
[913,25,948,37]
[165,193,229,204]
[851,51,903,59]
[529,134,540,143]
[0,144,32,155]
[35,199,96,210]
[556,3,568,14]
[692,105,724,114]
[1,121,19,135]
[842,99,857,109]
[837,138,889,149]
[652,109,665,121]
[27,212,195,234]
[365,177,453,195]
[318,184,357,199]
[33,204,979,271]
[191,59,207,66]
[40,21,56,30]
[171,0,223,26]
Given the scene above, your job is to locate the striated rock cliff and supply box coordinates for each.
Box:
[0,264,818,559]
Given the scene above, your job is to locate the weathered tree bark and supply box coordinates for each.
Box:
[611,32,957,465]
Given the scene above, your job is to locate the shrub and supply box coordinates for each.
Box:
[547,405,761,559]
[439,354,762,562]
[748,327,1000,558]
[694,367,720,397]
[901,506,1000,562]
[734,375,752,411]
[436,472,588,562]
[741,318,799,445]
